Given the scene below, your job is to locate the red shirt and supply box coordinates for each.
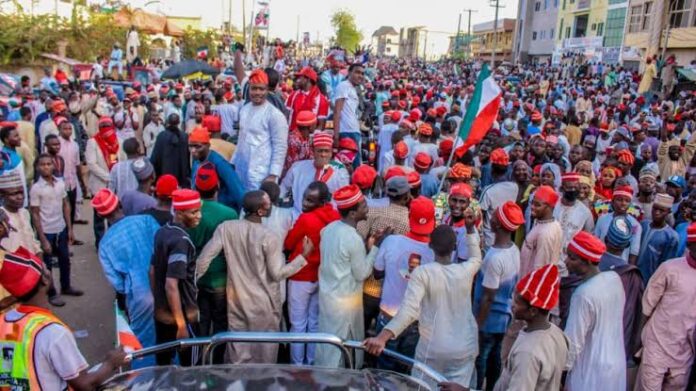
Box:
[284,204,340,282]
[285,88,329,131]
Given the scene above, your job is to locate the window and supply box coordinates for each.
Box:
[668,0,692,28]
[642,2,653,29]
[533,31,538,40]
[554,0,559,7]
[545,0,549,9]
[535,1,541,10]
[628,5,643,32]
[597,22,604,35]
[591,23,597,30]
[559,19,564,40]
[550,28,555,38]
[566,26,571,38]
[604,7,627,47]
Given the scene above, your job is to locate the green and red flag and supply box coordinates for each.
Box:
[457,64,502,151]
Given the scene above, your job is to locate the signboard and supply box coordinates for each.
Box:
[563,36,603,49]
[602,47,621,64]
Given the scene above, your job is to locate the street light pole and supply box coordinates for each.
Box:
[490,0,505,67]
[456,13,462,56]
[464,9,478,59]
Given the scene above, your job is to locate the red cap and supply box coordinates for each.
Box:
[408,171,421,187]
[436,106,447,117]
[413,152,432,170]
[568,231,606,263]
[172,189,201,211]
[312,131,333,149]
[339,137,358,152]
[98,116,115,129]
[409,196,435,235]
[223,91,234,102]
[0,121,17,130]
[189,127,211,144]
[0,247,45,298]
[531,111,542,122]
[687,222,696,243]
[448,163,472,179]
[439,139,454,156]
[490,148,509,166]
[449,183,472,198]
[398,100,407,109]
[333,184,364,210]
[516,264,560,310]
[296,110,318,127]
[202,115,221,132]
[155,174,179,197]
[195,162,219,192]
[535,185,559,206]
[496,201,525,231]
[51,100,66,112]
[390,111,402,122]
[249,69,269,85]
[384,166,407,181]
[91,188,119,216]
[408,109,422,122]
[393,141,409,159]
[418,123,433,136]
[617,149,635,165]
[351,164,377,190]
[54,116,69,127]
[295,66,318,83]
[562,173,581,183]
[613,185,633,200]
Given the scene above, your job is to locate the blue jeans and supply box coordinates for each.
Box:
[475,331,505,391]
[339,132,361,168]
[375,312,419,374]
[44,228,71,295]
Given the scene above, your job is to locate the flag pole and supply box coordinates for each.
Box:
[113,300,123,374]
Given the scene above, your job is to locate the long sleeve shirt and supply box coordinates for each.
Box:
[520,219,564,277]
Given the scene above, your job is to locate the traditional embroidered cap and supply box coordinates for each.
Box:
[0,171,23,190]
[418,123,433,136]
[568,231,606,263]
[606,215,633,249]
[496,201,525,232]
[248,69,269,85]
[449,163,472,179]
[617,149,635,165]
[534,185,559,206]
[413,152,433,170]
[202,115,221,132]
[516,264,560,310]
[195,162,219,192]
[172,189,201,211]
[490,148,509,166]
[531,111,542,122]
[296,110,318,127]
[654,193,675,209]
[687,222,696,243]
[408,171,421,188]
[333,184,364,209]
[666,175,686,189]
[91,188,119,216]
[53,116,69,127]
[351,164,377,190]
[131,157,154,181]
[189,126,211,144]
[449,182,472,198]
[0,247,45,298]
[0,121,16,130]
[155,174,179,197]
[409,196,435,235]
[312,131,334,149]
[384,166,407,182]
[562,172,581,183]
[390,111,402,122]
[393,141,409,159]
[612,185,633,200]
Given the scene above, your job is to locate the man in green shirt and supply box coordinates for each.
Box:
[188,162,238,363]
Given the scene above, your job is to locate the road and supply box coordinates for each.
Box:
[53,203,114,365]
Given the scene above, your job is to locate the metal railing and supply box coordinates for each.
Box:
[118,332,447,388]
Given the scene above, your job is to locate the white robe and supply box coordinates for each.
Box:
[384,233,483,389]
[280,159,349,214]
[315,220,379,368]
[232,101,288,191]
[564,271,626,391]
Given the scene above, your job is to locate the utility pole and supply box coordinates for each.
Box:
[456,13,462,56]
[242,0,247,45]
[490,0,505,67]
[228,0,233,34]
[463,9,478,59]
[296,15,300,43]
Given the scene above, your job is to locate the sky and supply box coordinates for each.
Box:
[23,0,519,56]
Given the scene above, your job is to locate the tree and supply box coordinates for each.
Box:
[330,9,363,53]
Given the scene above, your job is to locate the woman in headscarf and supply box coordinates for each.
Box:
[574,160,597,207]
[594,165,620,201]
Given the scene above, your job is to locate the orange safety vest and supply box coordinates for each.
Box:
[0,305,66,390]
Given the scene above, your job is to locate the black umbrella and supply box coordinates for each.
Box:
[160,59,220,79]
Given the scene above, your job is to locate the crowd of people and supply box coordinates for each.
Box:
[0,39,695,390]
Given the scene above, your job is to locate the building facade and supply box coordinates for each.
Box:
[372,26,400,57]
[513,0,560,62]
[623,0,696,67]
[471,19,517,63]
[399,26,428,58]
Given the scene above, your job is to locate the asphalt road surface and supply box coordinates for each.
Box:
[53,203,115,365]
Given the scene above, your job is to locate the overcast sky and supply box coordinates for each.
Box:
[27,0,519,56]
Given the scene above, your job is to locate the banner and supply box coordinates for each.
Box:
[254,1,270,29]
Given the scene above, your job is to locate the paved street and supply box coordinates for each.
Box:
[53,203,114,364]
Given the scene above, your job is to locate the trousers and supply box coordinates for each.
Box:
[288,280,319,365]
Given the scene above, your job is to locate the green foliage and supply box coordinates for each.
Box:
[330,9,363,53]
[181,27,220,59]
